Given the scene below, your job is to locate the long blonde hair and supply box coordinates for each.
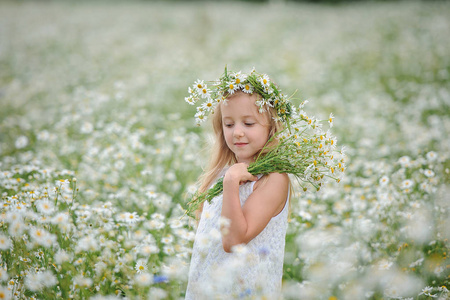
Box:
[195,91,286,217]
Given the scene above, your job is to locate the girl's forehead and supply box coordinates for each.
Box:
[222,94,258,114]
[221,93,269,122]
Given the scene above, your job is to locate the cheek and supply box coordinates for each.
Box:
[223,128,233,143]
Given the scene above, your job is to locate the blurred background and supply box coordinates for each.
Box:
[0,0,449,299]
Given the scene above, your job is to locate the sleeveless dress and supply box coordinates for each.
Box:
[185,174,289,300]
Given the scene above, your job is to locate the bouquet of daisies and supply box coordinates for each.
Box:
[185,101,345,216]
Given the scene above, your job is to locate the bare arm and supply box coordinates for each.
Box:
[221,163,289,253]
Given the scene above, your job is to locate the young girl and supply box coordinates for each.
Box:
[185,68,292,299]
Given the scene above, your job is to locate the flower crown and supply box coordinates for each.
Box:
[185,67,293,126]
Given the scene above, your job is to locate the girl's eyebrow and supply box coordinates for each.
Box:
[222,115,256,120]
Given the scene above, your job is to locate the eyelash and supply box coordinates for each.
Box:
[224,123,255,128]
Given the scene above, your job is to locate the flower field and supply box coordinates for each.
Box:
[0,1,449,299]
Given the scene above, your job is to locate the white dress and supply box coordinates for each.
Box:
[185,174,289,300]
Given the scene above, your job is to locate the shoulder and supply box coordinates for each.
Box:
[244,172,289,220]
[254,172,289,191]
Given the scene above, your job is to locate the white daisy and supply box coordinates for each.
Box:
[138,244,160,256]
[8,221,25,237]
[194,79,205,92]
[242,82,254,94]
[0,285,11,300]
[227,82,238,95]
[52,212,69,225]
[74,275,93,288]
[185,95,196,105]
[328,113,334,128]
[426,151,437,162]
[147,287,167,300]
[15,135,29,149]
[36,199,55,215]
[398,156,411,168]
[378,259,393,270]
[135,259,148,274]
[134,272,153,287]
[379,175,389,186]
[195,110,207,124]
[0,234,11,250]
[423,169,435,177]
[401,179,414,190]
[161,234,173,244]
[259,74,270,88]
[199,85,211,99]
[54,249,71,265]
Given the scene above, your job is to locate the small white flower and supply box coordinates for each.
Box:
[52,212,69,225]
[138,244,160,256]
[433,265,444,276]
[378,259,393,270]
[401,179,414,190]
[148,287,167,300]
[0,234,11,250]
[29,227,56,248]
[328,113,334,128]
[74,275,93,288]
[15,136,29,149]
[161,235,173,244]
[8,221,25,237]
[242,83,253,94]
[120,212,139,224]
[398,156,411,168]
[54,250,71,265]
[0,285,11,300]
[259,74,270,88]
[426,151,437,162]
[134,272,153,287]
[135,259,148,274]
[36,200,55,215]
[199,86,211,99]
[185,95,196,105]
[80,121,94,134]
[423,169,435,177]
[227,82,238,95]
[379,175,389,186]
[194,80,205,92]
[169,219,183,229]
[0,267,8,282]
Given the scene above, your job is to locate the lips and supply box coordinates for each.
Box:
[234,142,248,147]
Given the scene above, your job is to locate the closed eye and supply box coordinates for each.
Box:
[224,123,234,128]
[245,123,255,126]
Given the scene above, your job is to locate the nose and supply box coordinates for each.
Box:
[233,125,244,138]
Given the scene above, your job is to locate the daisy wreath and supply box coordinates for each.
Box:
[185,66,293,127]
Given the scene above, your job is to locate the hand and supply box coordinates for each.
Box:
[224,163,258,186]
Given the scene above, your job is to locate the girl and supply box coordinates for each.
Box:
[185,68,291,299]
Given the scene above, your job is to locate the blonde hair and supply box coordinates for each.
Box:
[195,90,288,218]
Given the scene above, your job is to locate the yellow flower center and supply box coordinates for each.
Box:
[263,79,268,84]
[229,84,234,89]
[235,78,240,84]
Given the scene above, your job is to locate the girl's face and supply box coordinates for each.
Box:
[221,92,270,164]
